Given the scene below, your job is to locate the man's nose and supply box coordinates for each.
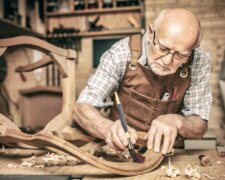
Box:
[161,53,173,66]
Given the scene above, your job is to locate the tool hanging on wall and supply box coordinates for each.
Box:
[88,15,108,32]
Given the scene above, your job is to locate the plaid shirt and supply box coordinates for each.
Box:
[77,33,212,121]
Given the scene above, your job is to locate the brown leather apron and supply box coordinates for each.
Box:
[110,35,192,132]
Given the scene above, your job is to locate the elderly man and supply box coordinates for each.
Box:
[73,8,212,155]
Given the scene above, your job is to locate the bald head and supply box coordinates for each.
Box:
[153,8,202,48]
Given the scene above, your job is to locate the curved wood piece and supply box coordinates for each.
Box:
[0,115,164,176]
[61,126,96,142]
[50,53,68,78]
[0,47,7,56]
[0,114,21,134]
[0,36,76,136]
[0,36,76,59]
[0,36,77,78]
[41,112,73,138]
[0,128,163,176]
[15,55,52,72]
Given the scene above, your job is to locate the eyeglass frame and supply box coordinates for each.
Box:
[151,31,193,61]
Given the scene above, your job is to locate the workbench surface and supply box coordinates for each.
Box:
[0,149,224,179]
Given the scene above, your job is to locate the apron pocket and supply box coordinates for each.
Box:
[127,88,178,124]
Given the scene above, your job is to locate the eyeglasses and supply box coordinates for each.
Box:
[152,31,192,60]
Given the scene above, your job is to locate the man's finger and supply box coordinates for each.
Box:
[111,125,126,150]
[106,136,120,151]
[161,131,171,154]
[168,131,177,153]
[117,126,128,146]
[128,128,137,144]
[153,130,163,153]
[147,125,157,149]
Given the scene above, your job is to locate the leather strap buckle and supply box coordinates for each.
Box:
[129,63,137,70]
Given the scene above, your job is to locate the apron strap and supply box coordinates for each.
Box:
[129,34,142,70]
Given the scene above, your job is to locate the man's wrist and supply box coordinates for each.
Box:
[99,118,113,138]
[174,114,185,134]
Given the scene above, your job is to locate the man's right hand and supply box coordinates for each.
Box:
[73,103,138,151]
[104,120,138,151]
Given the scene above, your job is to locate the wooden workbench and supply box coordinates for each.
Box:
[0,149,224,179]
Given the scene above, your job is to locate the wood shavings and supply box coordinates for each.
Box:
[20,161,33,167]
[34,165,45,169]
[161,165,167,170]
[42,152,76,166]
[184,164,200,179]
[89,148,95,155]
[160,157,180,178]
[102,145,118,155]
[20,152,79,168]
[7,163,18,168]
[42,152,78,166]
[161,156,224,180]
[22,156,36,166]
[198,154,211,166]
[97,145,131,160]
[119,151,130,160]
[216,160,221,164]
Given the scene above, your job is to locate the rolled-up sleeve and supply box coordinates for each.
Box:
[77,38,129,107]
[182,48,213,121]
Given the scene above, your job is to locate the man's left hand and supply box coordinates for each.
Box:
[144,114,182,154]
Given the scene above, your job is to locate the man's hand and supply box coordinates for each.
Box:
[144,114,208,155]
[74,103,138,149]
[144,114,181,154]
[105,120,138,151]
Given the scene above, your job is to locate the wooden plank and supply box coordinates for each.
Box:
[0,150,225,179]
[0,18,42,38]
[83,150,225,179]
[46,29,142,38]
[46,6,142,17]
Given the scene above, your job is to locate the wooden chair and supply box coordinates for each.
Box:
[0,36,164,176]
[0,36,76,137]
